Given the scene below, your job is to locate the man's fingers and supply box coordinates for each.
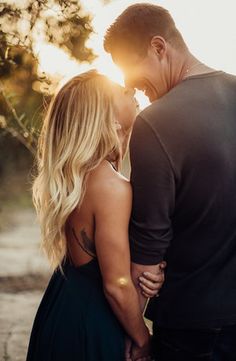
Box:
[140,272,164,287]
[139,267,165,297]
[141,272,165,283]
[142,291,157,298]
[139,277,159,290]
[139,283,159,296]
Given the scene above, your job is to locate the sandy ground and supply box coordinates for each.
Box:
[0,209,51,361]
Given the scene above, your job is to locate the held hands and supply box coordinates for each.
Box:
[124,261,166,360]
[125,337,132,361]
[138,261,166,298]
[125,333,152,361]
[130,340,152,361]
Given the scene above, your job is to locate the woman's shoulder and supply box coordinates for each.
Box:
[87,160,132,204]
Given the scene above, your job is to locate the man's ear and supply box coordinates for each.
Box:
[150,36,167,58]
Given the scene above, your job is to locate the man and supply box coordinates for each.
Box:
[104,3,236,361]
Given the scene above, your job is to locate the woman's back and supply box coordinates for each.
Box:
[66,159,126,268]
[26,160,128,361]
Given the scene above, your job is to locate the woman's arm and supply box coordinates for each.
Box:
[93,175,150,349]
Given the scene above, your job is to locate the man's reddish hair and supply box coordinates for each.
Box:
[104,3,187,58]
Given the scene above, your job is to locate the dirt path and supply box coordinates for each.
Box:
[0,209,51,361]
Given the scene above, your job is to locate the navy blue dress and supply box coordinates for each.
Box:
[26,257,125,361]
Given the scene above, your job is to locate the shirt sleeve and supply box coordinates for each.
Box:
[129,115,175,265]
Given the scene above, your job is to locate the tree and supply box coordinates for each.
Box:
[0,0,96,155]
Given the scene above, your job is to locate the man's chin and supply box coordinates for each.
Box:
[145,90,158,103]
[148,94,158,103]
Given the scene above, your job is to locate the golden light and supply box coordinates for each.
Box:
[82,0,150,108]
[35,0,236,109]
[35,0,150,109]
[35,44,81,77]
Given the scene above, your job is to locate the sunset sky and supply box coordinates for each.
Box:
[36,0,236,108]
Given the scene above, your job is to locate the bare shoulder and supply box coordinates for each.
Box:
[88,161,132,209]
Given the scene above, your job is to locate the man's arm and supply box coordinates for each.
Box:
[129,115,175,309]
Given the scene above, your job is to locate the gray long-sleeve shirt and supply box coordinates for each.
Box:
[129,71,236,328]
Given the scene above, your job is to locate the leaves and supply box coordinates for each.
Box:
[0,0,96,64]
[0,0,95,154]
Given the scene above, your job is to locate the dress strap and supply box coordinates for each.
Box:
[106,159,118,172]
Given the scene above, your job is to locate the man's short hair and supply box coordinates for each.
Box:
[104,3,187,59]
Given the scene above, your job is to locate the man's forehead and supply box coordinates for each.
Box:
[111,49,143,70]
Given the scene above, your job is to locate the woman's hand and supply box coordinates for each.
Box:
[125,336,132,361]
[138,261,166,298]
[130,333,152,361]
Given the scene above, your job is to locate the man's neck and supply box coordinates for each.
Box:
[168,50,216,89]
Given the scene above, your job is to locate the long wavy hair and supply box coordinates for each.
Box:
[32,70,122,271]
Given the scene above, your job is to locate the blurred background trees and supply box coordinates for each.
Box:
[0,0,96,153]
[0,0,96,227]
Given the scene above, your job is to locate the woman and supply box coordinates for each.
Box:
[26,70,165,361]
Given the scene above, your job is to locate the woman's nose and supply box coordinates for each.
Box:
[125,87,135,97]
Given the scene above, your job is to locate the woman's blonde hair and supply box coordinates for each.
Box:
[32,70,122,271]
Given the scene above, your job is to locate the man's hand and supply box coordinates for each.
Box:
[138,261,166,298]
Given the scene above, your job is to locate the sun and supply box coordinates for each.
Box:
[83,0,150,109]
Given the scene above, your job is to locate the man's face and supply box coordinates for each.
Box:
[113,45,167,102]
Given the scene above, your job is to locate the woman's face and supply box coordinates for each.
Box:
[113,86,138,131]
